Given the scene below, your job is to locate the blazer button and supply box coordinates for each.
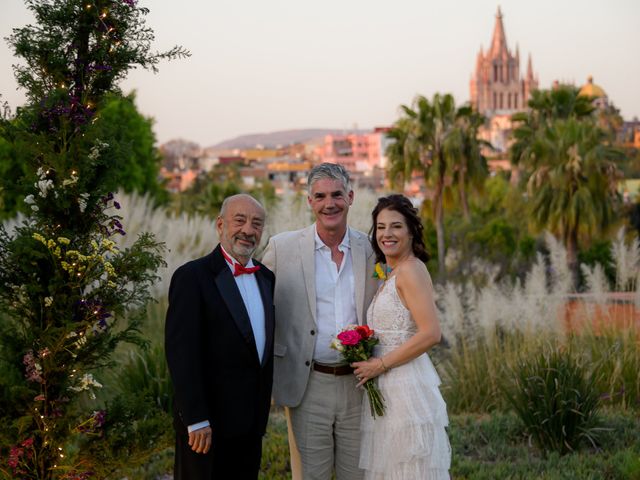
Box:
[305,361,310,366]
[310,330,316,335]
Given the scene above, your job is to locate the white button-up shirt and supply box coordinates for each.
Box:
[220,246,266,363]
[313,226,357,364]
[188,247,266,433]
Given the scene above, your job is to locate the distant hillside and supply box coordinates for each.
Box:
[211,128,367,150]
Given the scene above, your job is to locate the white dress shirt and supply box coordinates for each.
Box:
[313,226,357,364]
[188,246,266,433]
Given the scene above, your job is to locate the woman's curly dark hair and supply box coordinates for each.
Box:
[369,194,429,264]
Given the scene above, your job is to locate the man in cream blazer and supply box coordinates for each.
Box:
[262,163,377,480]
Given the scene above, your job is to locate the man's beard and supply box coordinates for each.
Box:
[230,234,257,258]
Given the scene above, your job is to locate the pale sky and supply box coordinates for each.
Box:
[1,0,639,146]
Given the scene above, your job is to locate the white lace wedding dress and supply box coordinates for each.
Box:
[359,276,451,479]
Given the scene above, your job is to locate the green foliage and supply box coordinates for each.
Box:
[441,324,640,416]
[8,0,188,108]
[259,409,291,479]
[584,326,640,410]
[510,84,626,287]
[0,125,32,219]
[85,92,168,203]
[449,410,640,480]
[106,301,172,414]
[172,166,242,218]
[255,409,640,480]
[170,163,278,219]
[503,346,604,455]
[440,174,537,283]
[578,240,616,287]
[387,93,488,275]
[0,1,185,478]
[70,393,173,478]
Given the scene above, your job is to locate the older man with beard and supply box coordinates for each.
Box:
[165,194,276,479]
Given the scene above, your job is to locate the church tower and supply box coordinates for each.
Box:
[470,7,538,116]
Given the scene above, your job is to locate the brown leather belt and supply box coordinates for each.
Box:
[312,362,354,376]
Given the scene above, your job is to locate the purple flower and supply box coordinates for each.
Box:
[23,350,44,383]
[93,410,106,428]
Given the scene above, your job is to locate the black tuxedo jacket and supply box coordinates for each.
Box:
[165,245,275,439]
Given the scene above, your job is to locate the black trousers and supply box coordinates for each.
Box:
[174,429,263,479]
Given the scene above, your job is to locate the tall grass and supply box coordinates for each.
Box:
[503,346,605,455]
[437,232,640,413]
[111,189,381,296]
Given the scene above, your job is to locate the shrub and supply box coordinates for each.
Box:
[503,346,605,455]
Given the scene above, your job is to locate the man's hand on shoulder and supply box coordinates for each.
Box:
[188,425,212,454]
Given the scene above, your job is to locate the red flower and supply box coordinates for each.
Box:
[337,330,361,346]
[356,325,374,339]
[20,438,34,448]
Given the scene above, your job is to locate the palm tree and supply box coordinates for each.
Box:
[511,85,595,173]
[450,106,490,220]
[386,93,461,275]
[510,84,624,288]
[527,118,623,287]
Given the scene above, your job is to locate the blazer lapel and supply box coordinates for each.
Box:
[350,228,367,325]
[300,225,317,325]
[211,249,260,364]
[255,268,274,368]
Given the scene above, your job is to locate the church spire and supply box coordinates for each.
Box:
[527,53,534,79]
[489,5,508,58]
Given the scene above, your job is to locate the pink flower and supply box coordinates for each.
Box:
[337,330,361,346]
[21,438,34,448]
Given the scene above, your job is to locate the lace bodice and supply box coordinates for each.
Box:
[367,276,416,349]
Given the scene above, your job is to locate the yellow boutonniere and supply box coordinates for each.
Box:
[373,262,392,280]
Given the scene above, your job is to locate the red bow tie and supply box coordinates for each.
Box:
[233,263,260,277]
[221,249,260,277]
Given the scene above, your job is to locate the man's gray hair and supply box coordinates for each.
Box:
[219,193,264,217]
[307,163,352,193]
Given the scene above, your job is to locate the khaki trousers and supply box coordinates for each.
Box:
[288,370,364,480]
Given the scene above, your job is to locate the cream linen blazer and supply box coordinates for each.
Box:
[261,224,378,407]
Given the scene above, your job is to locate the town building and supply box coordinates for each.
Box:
[471,7,538,155]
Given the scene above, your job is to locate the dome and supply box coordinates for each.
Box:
[579,75,607,98]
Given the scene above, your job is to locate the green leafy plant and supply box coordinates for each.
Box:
[0,0,187,478]
[503,346,605,455]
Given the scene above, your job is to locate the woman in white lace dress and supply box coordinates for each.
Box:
[352,194,450,479]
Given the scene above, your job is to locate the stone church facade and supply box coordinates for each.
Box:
[471,7,538,154]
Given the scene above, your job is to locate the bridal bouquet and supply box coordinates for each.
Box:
[330,325,386,418]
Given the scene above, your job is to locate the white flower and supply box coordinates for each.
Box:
[69,373,103,399]
[44,297,53,307]
[24,194,36,205]
[329,338,344,352]
[62,174,79,187]
[36,179,54,198]
[78,193,90,213]
[88,141,109,161]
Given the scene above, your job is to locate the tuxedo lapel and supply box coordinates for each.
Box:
[255,268,274,368]
[350,228,367,325]
[300,225,317,325]
[210,248,260,364]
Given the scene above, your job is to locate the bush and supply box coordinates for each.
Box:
[503,346,605,455]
